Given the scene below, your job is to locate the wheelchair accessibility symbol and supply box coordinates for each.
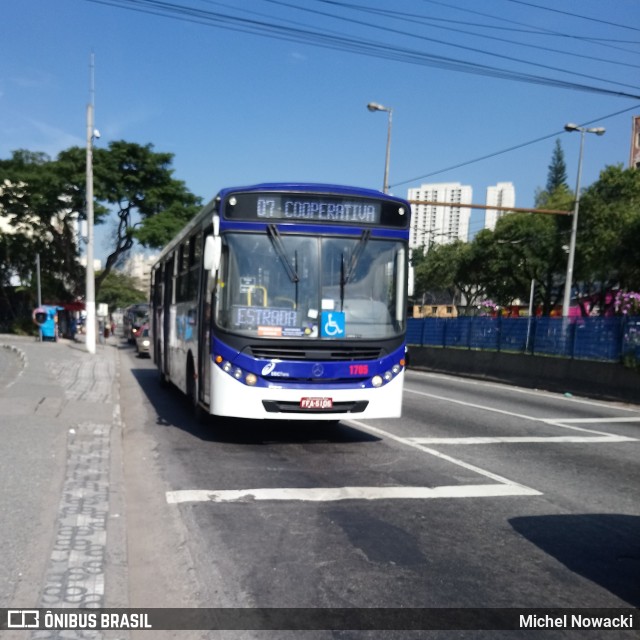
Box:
[321,311,345,337]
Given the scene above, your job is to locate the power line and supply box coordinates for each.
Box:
[322,1,640,44]
[266,0,640,92]
[391,102,640,189]
[418,0,640,56]
[83,0,640,99]
[317,0,640,71]
[504,0,640,33]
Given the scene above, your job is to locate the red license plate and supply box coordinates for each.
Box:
[300,397,333,410]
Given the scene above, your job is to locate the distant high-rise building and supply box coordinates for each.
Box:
[630,115,640,169]
[484,182,516,231]
[120,253,158,297]
[407,182,472,251]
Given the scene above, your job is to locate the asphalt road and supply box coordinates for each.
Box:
[1,335,639,640]
[118,343,640,639]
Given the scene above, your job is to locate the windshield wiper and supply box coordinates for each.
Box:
[344,229,371,284]
[267,224,299,283]
[340,229,371,310]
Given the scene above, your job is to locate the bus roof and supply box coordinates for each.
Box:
[216,182,409,205]
[152,183,410,267]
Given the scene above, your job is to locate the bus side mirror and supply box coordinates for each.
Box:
[203,235,221,272]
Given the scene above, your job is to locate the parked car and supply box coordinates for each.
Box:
[135,324,151,357]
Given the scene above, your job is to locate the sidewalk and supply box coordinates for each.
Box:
[0,333,128,625]
[0,333,119,420]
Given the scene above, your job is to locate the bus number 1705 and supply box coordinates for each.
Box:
[349,364,369,375]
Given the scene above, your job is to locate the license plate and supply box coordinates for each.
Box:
[300,397,333,410]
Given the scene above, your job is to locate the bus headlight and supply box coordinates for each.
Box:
[383,370,393,382]
[222,361,233,373]
[371,375,383,388]
[233,367,243,380]
[245,373,257,386]
[392,364,401,375]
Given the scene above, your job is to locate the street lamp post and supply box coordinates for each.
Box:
[562,123,605,318]
[85,101,96,354]
[367,102,393,193]
[85,54,99,354]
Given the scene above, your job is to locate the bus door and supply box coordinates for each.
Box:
[151,267,162,363]
[198,228,213,405]
[163,254,174,376]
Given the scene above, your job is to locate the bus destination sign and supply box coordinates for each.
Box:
[256,196,380,224]
[225,193,386,225]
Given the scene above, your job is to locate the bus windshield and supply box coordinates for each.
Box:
[215,232,405,340]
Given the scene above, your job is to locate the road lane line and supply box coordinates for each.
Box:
[406,370,640,413]
[407,435,637,445]
[404,386,539,422]
[544,417,640,423]
[346,419,541,494]
[404,387,639,439]
[166,483,540,504]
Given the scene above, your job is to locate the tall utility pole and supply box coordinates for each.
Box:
[85,54,97,354]
[562,123,605,318]
[367,102,393,193]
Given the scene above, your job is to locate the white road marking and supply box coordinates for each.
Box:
[346,419,540,492]
[164,385,638,507]
[545,417,640,423]
[166,483,540,504]
[406,370,640,413]
[407,435,637,445]
[404,386,640,440]
[404,386,538,422]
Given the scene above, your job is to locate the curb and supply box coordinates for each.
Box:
[0,342,28,388]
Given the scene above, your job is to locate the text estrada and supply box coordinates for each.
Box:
[520,613,635,629]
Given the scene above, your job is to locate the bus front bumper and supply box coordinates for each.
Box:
[209,366,404,421]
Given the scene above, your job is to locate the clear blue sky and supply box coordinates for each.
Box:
[2,0,639,260]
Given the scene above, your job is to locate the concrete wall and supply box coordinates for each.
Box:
[409,347,639,405]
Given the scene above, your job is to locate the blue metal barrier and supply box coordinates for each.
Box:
[406,316,640,363]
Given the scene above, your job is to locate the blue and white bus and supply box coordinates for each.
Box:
[150,183,410,421]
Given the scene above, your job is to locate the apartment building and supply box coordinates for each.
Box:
[484,182,516,231]
[407,182,472,251]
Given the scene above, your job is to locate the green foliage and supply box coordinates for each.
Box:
[479,212,568,314]
[87,140,202,293]
[1,141,202,304]
[412,240,487,313]
[95,270,147,310]
[133,200,200,248]
[0,149,84,300]
[409,159,639,317]
[414,160,640,317]
[577,165,640,294]
[546,139,568,193]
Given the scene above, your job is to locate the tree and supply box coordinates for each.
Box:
[59,141,202,295]
[574,164,640,310]
[533,165,575,314]
[0,150,87,301]
[546,139,568,194]
[413,240,488,314]
[1,142,202,306]
[473,213,564,314]
[95,270,147,310]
